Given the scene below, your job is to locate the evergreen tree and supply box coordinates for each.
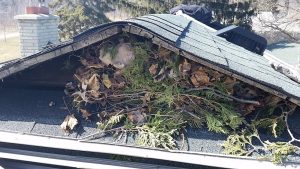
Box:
[50,0,113,39]
[50,0,256,39]
[114,0,255,29]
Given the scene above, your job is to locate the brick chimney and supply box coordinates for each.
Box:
[14,7,59,57]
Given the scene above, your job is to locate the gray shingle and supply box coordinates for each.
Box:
[128,14,300,100]
[1,14,299,101]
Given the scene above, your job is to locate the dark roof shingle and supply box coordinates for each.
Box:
[1,14,299,102]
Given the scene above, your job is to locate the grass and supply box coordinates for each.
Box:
[0,37,20,63]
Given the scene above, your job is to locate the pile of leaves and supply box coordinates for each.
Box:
[61,36,299,164]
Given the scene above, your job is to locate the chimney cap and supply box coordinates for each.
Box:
[25,6,49,15]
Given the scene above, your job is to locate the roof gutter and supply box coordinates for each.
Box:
[0,148,149,169]
[0,131,298,169]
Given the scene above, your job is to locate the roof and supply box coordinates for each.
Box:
[267,42,300,65]
[1,14,300,168]
[0,14,300,105]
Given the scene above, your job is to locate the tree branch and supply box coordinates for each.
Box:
[284,110,300,144]
[186,87,260,105]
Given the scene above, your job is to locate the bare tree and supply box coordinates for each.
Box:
[253,0,300,42]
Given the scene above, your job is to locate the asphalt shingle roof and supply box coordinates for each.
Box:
[1,14,300,102]
[127,14,300,100]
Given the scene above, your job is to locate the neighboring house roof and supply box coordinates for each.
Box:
[0,14,300,105]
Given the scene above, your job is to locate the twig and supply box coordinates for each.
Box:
[123,131,128,144]
[182,128,190,151]
[62,97,72,114]
[115,131,125,143]
[181,109,202,120]
[186,87,260,105]
[29,121,37,133]
[226,95,260,105]
[208,92,234,102]
[79,127,138,142]
[284,110,300,144]
[111,99,142,106]
[186,87,213,92]
[180,133,185,150]
[78,131,105,142]
[79,127,123,141]
[108,91,147,98]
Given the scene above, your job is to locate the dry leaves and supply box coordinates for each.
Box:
[113,70,126,89]
[190,67,210,87]
[206,69,223,82]
[158,47,172,58]
[223,77,237,94]
[128,110,146,124]
[102,74,112,89]
[80,109,92,120]
[264,95,282,107]
[240,104,256,116]
[149,64,158,75]
[179,59,191,76]
[86,74,100,91]
[154,66,167,82]
[60,114,78,133]
[142,92,152,106]
[224,77,237,85]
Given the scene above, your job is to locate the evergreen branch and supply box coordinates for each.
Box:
[186,87,260,105]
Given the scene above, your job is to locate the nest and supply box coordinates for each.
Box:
[60,35,299,164]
